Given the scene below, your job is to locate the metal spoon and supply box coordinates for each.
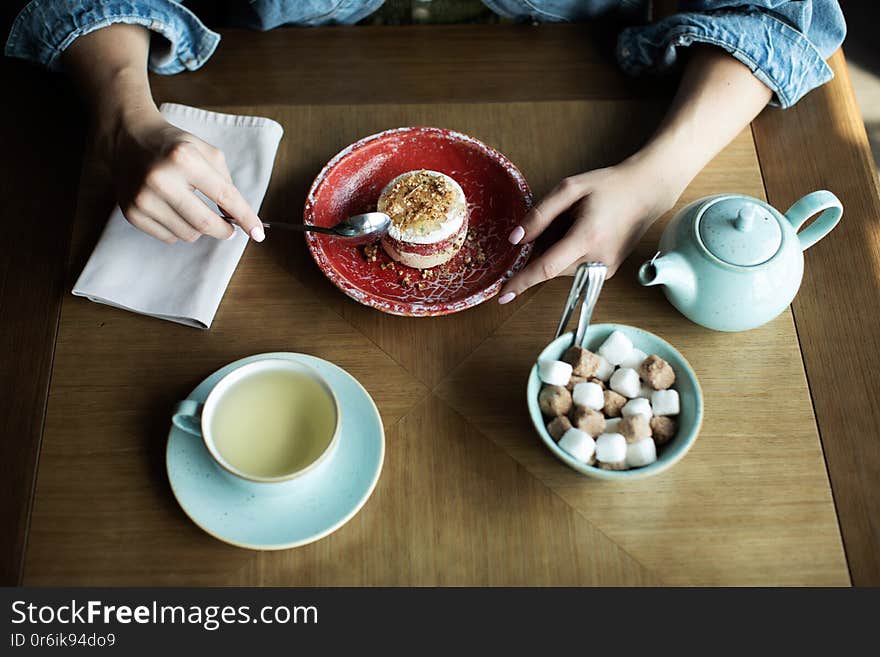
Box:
[264,212,391,243]
[225,212,391,245]
[555,261,608,347]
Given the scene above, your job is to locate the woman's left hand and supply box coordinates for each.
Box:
[497,155,684,304]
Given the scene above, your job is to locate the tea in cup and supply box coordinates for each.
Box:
[172,359,339,488]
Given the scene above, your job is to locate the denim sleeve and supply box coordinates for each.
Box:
[617,1,847,108]
[4,0,220,75]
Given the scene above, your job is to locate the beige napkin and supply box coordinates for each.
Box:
[72,103,283,328]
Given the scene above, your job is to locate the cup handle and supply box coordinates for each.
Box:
[172,400,204,436]
[784,190,842,252]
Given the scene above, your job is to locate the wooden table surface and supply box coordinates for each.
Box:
[2,24,878,586]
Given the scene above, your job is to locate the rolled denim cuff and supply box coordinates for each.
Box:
[5,0,220,75]
[617,10,835,108]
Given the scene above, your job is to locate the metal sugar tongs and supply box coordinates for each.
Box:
[554,261,608,347]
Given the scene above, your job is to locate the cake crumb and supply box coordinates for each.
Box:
[362,242,379,262]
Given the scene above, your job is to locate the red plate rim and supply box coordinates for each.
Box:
[303,126,533,317]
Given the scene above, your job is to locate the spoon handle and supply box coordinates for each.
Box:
[261,222,336,235]
[221,214,337,236]
[574,263,607,348]
[554,261,607,347]
[555,264,591,340]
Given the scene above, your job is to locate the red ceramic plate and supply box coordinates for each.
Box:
[304,127,532,316]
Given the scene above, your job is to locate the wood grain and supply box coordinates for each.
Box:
[436,125,849,585]
[753,50,880,586]
[0,59,85,585]
[3,22,651,584]
[149,24,668,108]
[23,102,847,585]
[5,22,869,586]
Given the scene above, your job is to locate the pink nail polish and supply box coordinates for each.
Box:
[250,226,265,242]
[498,292,516,305]
[508,225,525,245]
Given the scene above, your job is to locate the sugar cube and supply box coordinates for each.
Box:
[610,367,641,398]
[572,381,604,411]
[547,415,572,441]
[595,432,627,464]
[622,397,653,419]
[619,348,647,371]
[651,416,677,445]
[558,428,596,464]
[604,417,623,434]
[538,359,572,386]
[593,355,615,381]
[598,330,633,366]
[651,389,680,416]
[626,438,657,468]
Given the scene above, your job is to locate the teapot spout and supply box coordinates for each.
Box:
[638,253,696,306]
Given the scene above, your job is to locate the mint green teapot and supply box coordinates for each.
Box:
[638,191,842,332]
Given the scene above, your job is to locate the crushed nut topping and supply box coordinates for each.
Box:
[378,170,458,235]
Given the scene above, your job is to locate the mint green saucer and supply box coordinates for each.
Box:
[166,352,385,550]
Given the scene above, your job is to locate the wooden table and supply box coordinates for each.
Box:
[2,24,879,586]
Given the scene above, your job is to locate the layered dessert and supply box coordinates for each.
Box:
[377,170,468,269]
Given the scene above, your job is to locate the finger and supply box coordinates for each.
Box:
[498,228,589,303]
[161,182,236,240]
[133,191,203,243]
[182,153,262,241]
[562,254,617,278]
[188,139,234,183]
[122,207,178,245]
[507,174,593,245]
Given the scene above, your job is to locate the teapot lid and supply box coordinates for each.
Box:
[698,198,781,266]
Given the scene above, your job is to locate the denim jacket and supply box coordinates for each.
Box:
[5,0,845,108]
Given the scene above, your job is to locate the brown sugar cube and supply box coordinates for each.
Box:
[571,406,606,437]
[586,453,597,467]
[566,374,588,392]
[603,390,627,417]
[618,414,652,443]
[599,461,628,471]
[546,415,573,441]
[639,355,676,390]
[588,377,606,390]
[562,345,600,378]
[650,416,678,446]
[539,385,572,417]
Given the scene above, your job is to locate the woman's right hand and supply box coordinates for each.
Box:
[62,24,262,245]
[106,108,264,244]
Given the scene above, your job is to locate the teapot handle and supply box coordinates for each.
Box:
[784,190,842,251]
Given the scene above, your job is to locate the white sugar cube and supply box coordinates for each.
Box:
[621,397,652,419]
[651,389,680,416]
[572,381,604,411]
[610,367,641,398]
[619,348,647,370]
[598,330,633,366]
[604,417,622,434]
[626,438,657,468]
[558,428,596,463]
[595,432,627,463]
[538,359,572,386]
[593,355,615,382]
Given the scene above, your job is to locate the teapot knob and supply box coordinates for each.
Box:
[734,204,761,232]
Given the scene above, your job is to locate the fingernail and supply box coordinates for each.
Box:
[498,292,516,305]
[508,225,525,245]
[250,226,265,242]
